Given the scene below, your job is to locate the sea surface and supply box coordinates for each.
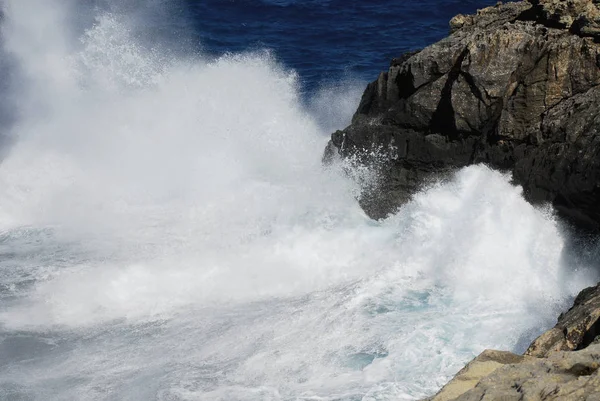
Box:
[0,0,598,400]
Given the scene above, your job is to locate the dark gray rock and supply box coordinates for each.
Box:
[325,0,600,230]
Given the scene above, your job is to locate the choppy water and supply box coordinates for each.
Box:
[0,0,598,400]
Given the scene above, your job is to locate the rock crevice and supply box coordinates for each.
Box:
[325,0,600,229]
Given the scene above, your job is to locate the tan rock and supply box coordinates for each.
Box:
[536,0,600,28]
[526,283,600,357]
[449,14,473,33]
[430,350,527,401]
[426,345,600,401]
[422,283,600,400]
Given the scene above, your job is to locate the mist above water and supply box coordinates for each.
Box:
[0,1,597,400]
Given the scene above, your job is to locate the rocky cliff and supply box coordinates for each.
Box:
[325,0,600,231]
[324,0,600,398]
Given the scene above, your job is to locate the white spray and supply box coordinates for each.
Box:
[0,1,596,400]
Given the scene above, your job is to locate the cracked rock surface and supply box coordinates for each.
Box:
[428,344,600,401]
[425,283,600,401]
[325,0,600,230]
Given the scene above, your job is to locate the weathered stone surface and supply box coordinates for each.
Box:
[428,344,600,401]
[534,0,600,34]
[325,0,600,229]
[526,282,600,357]
[430,350,528,401]
[423,283,600,401]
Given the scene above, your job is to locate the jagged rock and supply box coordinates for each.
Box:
[449,14,471,33]
[526,282,600,357]
[422,283,600,400]
[428,344,600,401]
[325,0,600,230]
[534,0,600,31]
[429,350,529,401]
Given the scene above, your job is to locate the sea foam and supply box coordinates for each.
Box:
[0,1,596,400]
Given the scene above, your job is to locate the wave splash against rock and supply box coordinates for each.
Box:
[324,0,600,399]
[325,0,600,232]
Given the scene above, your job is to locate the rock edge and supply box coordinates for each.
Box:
[325,0,600,231]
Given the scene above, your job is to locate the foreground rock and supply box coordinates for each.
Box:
[426,283,600,401]
[428,344,600,400]
[526,282,600,357]
[325,0,600,230]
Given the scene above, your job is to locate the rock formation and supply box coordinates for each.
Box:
[324,0,600,231]
[324,1,600,397]
[425,283,600,401]
[427,344,600,400]
[327,0,600,398]
[526,281,600,357]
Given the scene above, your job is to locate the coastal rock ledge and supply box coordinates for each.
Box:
[425,282,600,400]
[324,0,600,231]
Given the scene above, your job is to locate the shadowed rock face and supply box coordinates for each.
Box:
[325,0,600,231]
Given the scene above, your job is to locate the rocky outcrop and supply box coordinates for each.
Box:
[325,1,600,398]
[534,0,600,36]
[427,350,529,401]
[325,0,600,231]
[526,282,600,357]
[426,283,600,401]
[428,344,600,400]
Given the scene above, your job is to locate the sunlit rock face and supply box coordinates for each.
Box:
[325,0,600,231]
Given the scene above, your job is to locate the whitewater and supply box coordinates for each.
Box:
[0,0,598,400]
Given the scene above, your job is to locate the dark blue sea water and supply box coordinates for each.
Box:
[188,0,497,90]
[93,0,497,91]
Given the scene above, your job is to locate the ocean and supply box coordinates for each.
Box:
[0,0,598,400]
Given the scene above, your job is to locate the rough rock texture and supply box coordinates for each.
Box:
[535,0,600,36]
[428,350,529,401]
[526,282,600,357]
[324,0,600,230]
[425,283,600,401]
[430,344,600,401]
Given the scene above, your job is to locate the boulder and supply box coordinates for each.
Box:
[325,0,600,230]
